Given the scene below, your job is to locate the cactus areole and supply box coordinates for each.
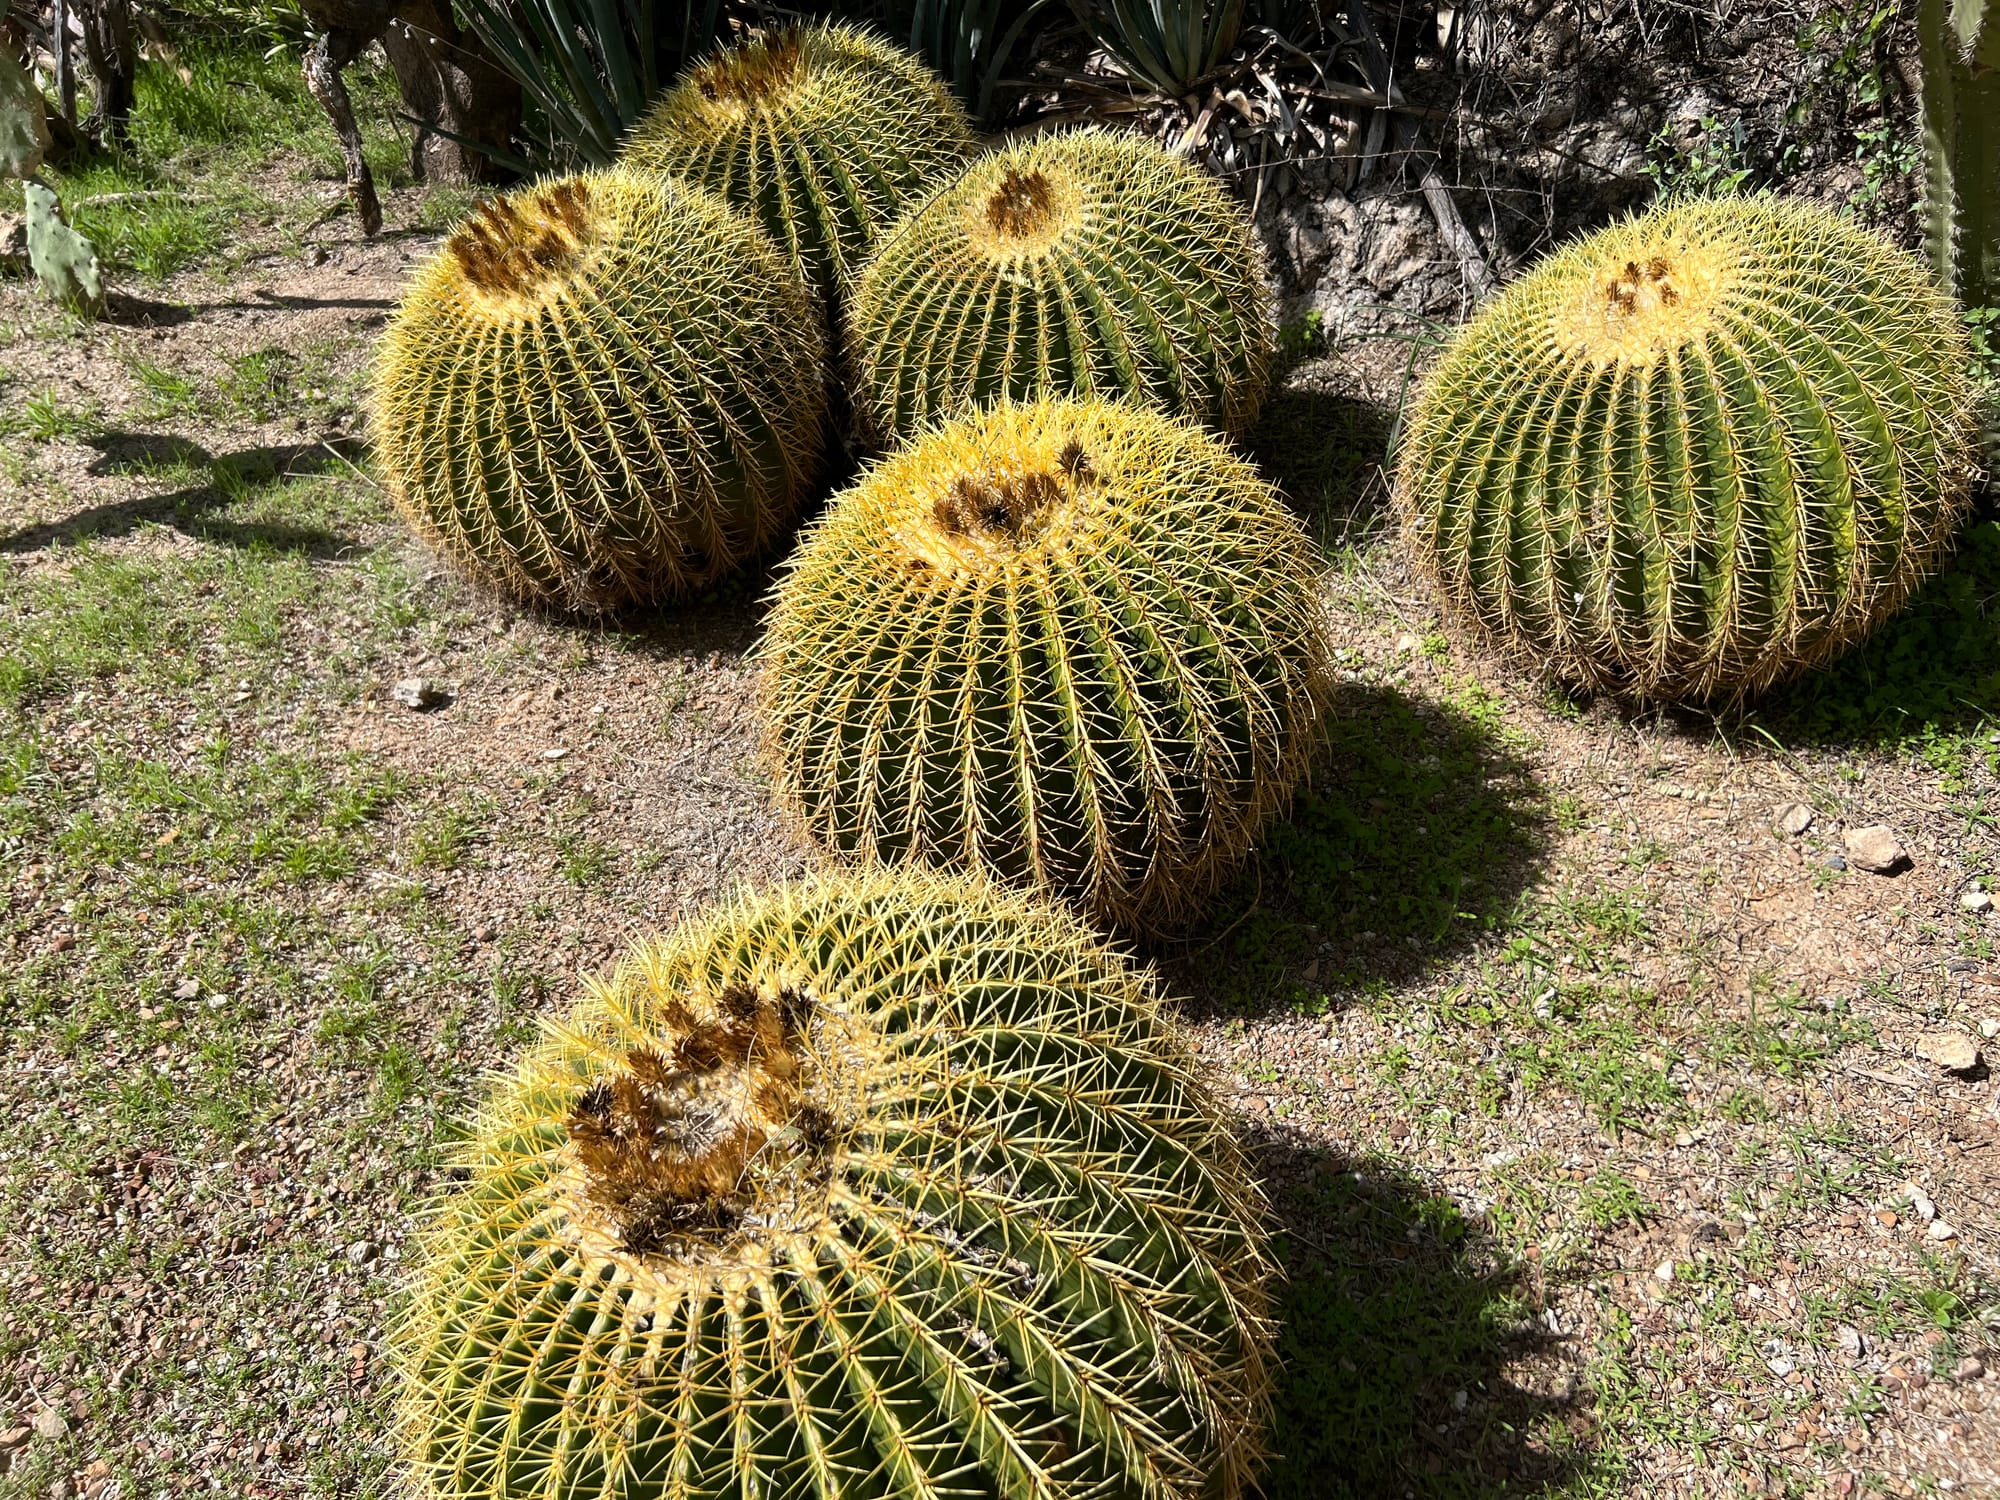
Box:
[1395,197,1982,702]
[399,873,1273,1500]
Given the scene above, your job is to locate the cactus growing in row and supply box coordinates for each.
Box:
[372,171,826,613]
[398,869,1274,1500]
[623,22,976,312]
[1395,196,1983,702]
[760,396,1331,931]
[850,129,1276,443]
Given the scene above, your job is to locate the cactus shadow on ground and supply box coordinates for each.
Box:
[1239,379,1398,549]
[1249,1131,1595,1498]
[0,433,368,558]
[1751,507,2000,749]
[1167,680,1551,1014]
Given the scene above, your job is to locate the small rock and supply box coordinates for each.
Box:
[1981,1018,2000,1039]
[1837,1324,1864,1359]
[0,1427,27,1449]
[1927,1219,1958,1242]
[1962,889,1994,914]
[0,214,24,273]
[48,1481,71,1500]
[1843,825,1908,874]
[1957,1356,1986,1381]
[1917,1030,1983,1075]
[1901,1182,1937,1221]
[540,747,569,761]
[1653,1259,1675,1284]
[1394,632,1422,654]
[171,976,200,1001]
[29,1406,66,1441]
[1776,802,1814,836]
[473,923,496,942]
[1823,852,1848,872]
[345,1240,380,1266]
[391,677,446,712]
[1767,1355,1795,1377]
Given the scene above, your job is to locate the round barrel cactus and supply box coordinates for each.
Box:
[849,128,1276,443]
[373,171,826,613]
[622,22,975,310]
[1395,195,1983,701]
[760,396,1332,931]
[398,870,1274,1500]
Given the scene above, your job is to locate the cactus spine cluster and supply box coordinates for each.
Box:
[622,22,976,310]
[760,396,1331,931]
[372,171,826,612]
[1395,196,1982,701]
[850,129,1276,442]
[398,869,1273,1500]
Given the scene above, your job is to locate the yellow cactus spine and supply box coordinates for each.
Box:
[1395,195,1983,701]
[759,396,1333,931]
[372,170,827,613]
[849,128,1277,443]
[622,22,976,311]
[396,870,1274,1500]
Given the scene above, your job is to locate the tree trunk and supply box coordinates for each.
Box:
[73,0,134,146]
[378,0,518,184]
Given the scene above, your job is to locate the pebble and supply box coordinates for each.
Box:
[1843,825,1908,874]
[1916,1031,1983,1075]
[1775,802,1814,836]
[1823,853,1847,872]
[1902,1181,1937,1222]
[30,1406,66,1441]
[345,1240,380,1266]
[1837,1325,1864,1358]
[1958,1356,1986,1381]
[391,677,447,712]
[1927,1219,1959,1242]
[1962,889,1994,914]
[1981,1018,2000,1039]
[172,976,200,1001]
[1653,1259,1675,1283]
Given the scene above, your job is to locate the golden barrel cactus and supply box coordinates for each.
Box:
[1394,196,1983,701]
[398,870,1274,1500]
[622,22,975,309]
[759,396,1332,931]
[372,172,827,612]
[849,128,1276,443]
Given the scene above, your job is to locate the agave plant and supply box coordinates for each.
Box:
[1067,0,1246,98]
[453,0,727,166]
[910,0,1051,122]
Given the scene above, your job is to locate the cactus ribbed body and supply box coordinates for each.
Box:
[372,172,826,612]
[760,397,1331,931]
[1396,197,1982,701]
[622,22,975,310]
[399,870,1273,1500]
[850,130,1275,442]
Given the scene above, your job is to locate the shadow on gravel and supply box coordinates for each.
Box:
[1241,381,1397,550]
[1248,1131,1595,1498]
[1750,510,2000,750]
[0,433,367,557]
[1166,680,1550,1014]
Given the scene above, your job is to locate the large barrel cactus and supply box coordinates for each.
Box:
[622,22,975,310]
[1395,195,1983,701]
[398,870,1274,1500]
[760,396,1331,931]
[373,171,826,612]
[850,129,1276,443]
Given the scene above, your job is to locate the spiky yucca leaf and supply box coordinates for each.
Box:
[622,22,976,310]
[1395,196,1982,702]
[851,129,1275,442]
[399,869,1274,1500]
[372,172,826,613]
[760,396,1331,931]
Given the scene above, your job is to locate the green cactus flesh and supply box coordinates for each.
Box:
[1395,196,1983,702]
[622,22,975,311]
[759,396,1331,932]
[371,172,826,613]
[398,869,1274,1500]
[850,129,1276,442]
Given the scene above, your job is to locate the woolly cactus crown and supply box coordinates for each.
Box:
[398,870,1274,1500]
[1395,195,1982,701]
[850,128,1276,441]
[372,171,826,613]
